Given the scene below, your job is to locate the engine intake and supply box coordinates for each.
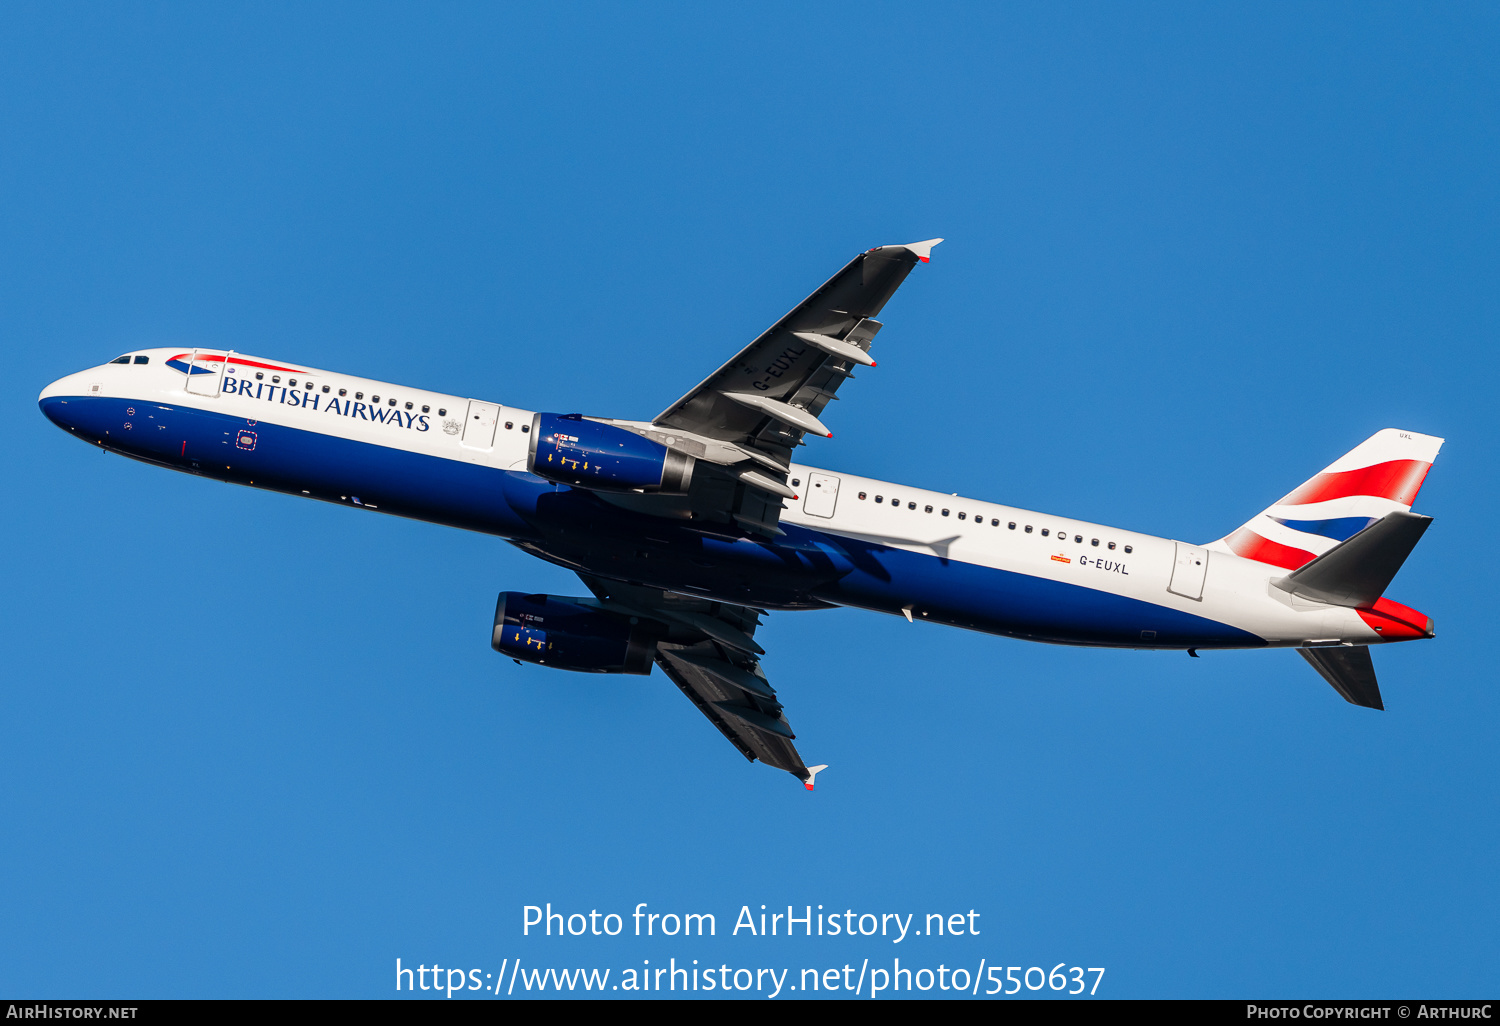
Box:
[492,592,658,675]
[528,413,693,493]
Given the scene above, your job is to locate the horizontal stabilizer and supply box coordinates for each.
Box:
[1275,511,1432,608]
[803,764,828,791]
[1299,646,1384,710]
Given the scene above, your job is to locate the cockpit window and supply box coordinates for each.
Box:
[133,355,149,365]
[111,356,131,364]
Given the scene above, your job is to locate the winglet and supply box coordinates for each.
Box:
[901,238,944,262]
[803,764,829,791]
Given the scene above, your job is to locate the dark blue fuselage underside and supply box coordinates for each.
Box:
[42,396,1264,649]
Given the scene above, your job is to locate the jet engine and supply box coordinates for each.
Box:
[528,413,694,494]
[491,591,659,674]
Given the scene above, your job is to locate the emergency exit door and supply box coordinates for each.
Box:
[802,473,840,518]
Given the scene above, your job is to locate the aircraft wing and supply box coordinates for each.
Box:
[577,573,827,789]
[655,240,940,455]
[587,240,940,538]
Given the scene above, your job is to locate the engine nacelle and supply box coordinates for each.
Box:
[528,413,694,493]
[492,592,658,674]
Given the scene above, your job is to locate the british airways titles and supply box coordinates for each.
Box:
[221,372,432,432]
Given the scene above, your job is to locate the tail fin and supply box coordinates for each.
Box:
[1208,429,1443,571]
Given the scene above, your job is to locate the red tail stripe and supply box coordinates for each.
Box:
[1279,459,1431,507]
[1357,598,1433,639]
[1224,527,1316,570]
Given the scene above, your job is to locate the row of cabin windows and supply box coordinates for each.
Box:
[855,490,1132,553]
[111,355,149,364]
[150,357,521,432]
[248,371,446,416]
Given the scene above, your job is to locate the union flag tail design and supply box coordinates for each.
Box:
[1208,429,1444,571]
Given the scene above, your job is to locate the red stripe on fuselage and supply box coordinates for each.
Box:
[167,353,306,374]
[1279,460,1431,507]
[1224,527,1316,570]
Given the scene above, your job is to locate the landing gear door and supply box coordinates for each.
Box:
[462,400,500,449]
[1168,542,1209,600]
[802,473,840,518]
[184,349,231,397]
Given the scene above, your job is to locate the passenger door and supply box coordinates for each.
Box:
[184,349,232,397]
[462,399,500,449]
[1168,542,1209,600]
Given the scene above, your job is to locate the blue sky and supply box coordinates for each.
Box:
[2,3,1496,998]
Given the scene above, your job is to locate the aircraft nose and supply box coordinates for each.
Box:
[38,372,90,431]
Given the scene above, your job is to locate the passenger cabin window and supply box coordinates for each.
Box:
[1091,538,1100,546]
[941,509,950,517]
[875,496,883,503]
[355,392,364,400]
[957,512,966,520]
[1108,542,1116,550]
[133,355,149,365]
[422,405,430,413]
[256,373,264,380]
[1074,535,1083,543]
[924,505,933,513]
[1025,525,1033,533]
[388,398,396,406]
[371,395,380,403]
[521,424,529,433]
[404,401,413,410]
[322,385,330,393]
[1041,529,1049,537]
[908,501,916,510]
[272,376,281,384]
[339,388,347,396]
[1008,521,1016,529]
[438,408,447,416]
[858,492,867,500]
[1124,545,1133,553]
[504,420,512,429]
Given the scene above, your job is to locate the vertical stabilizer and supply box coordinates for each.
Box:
[1208,429,1443,570]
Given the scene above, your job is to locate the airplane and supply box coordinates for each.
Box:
[37,239,1441,789]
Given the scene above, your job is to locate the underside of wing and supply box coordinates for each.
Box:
[659,239,937,446]
[577,573,825,787]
